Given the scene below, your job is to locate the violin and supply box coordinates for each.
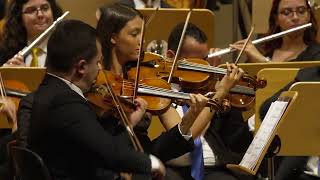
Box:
[128,52,211,90]
[0,74,30,130]
[2,80,29,107]
[87,70,228,115]
[127,52,266,110]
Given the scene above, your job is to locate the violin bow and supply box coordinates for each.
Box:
[0,73,6,101]
[145,7,159,28]
[98,65,144,152]
[133,18,146,102]
[134,7,160,101]
[167,8,192,83]
[234,25,255,65]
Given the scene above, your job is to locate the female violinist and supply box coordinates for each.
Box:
[231,0,320,63]
[0,0,63,67]
[96,2,241,160]
[96,8,246,180]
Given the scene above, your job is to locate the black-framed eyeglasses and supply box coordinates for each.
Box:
[278,6,309,17]
[22,4,51,15]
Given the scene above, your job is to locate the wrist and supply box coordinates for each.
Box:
[149,154,160,171]
[180,113,195,134]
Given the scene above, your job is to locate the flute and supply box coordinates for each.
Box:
[19,11,70,56]
[207,23,312,58]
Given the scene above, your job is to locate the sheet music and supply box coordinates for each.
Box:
[240,101,289,170]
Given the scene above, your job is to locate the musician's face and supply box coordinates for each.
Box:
[83,41,103,92]
[180,36,208,59]
[111,16,143,65]
[276,0,310,31]
[22,0,54,40]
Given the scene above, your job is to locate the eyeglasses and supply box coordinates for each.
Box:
[22,4,51,15]
[278,6,309,17]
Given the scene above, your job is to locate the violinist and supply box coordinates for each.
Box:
[230,0,320,63]
[167,22,222,67]
[23,19,167,179]
[165,23,254,180]
[96,3,210,164]
[0,0,63,67]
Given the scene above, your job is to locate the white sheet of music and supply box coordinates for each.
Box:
[239,101,289,170]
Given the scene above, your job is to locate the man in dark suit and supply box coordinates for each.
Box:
[25,19,165,180]
[165,23,253,180]
[116,0,171,8]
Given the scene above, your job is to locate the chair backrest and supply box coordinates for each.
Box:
[10,146,52,180]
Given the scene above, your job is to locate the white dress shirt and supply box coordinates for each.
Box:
[166,83,216,167]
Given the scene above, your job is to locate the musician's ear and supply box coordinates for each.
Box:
[75,59,87,76]
[166,49,176,58]
[111,33,117,45]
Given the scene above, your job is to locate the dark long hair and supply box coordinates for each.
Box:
[96,3,143,69]
[0,0,63,64]
[0,0,6,20]
[262,0,318,55]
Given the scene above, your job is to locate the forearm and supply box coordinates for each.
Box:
[190,90,228,137]
[158,106,181,130]
[247,52,268,63]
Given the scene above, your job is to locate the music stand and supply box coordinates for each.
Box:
[226,90,298,176]
[227,82,320,179]
[139,8,215,47]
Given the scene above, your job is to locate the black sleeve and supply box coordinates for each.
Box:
[150,125,194,162]
[275,156,309,180]
[49,93,152,174]
[17,93,34,147]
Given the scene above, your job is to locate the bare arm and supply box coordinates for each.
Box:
[191,63,244,138]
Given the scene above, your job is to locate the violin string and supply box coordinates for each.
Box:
[113,78,255,97]
[109,81,191,99]
[161,58,227,73]
[138,86,191,99]
[98,68,142,152]
[179,60,226,72]
[178,60,227,74]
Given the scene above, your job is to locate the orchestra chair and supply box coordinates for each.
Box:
[10,146,52,180]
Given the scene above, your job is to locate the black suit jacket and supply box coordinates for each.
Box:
[18,86,194,164]
[116,0,172,8]
[100,108,194,163]
[204,107,253,166]
[27,74,152,180]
